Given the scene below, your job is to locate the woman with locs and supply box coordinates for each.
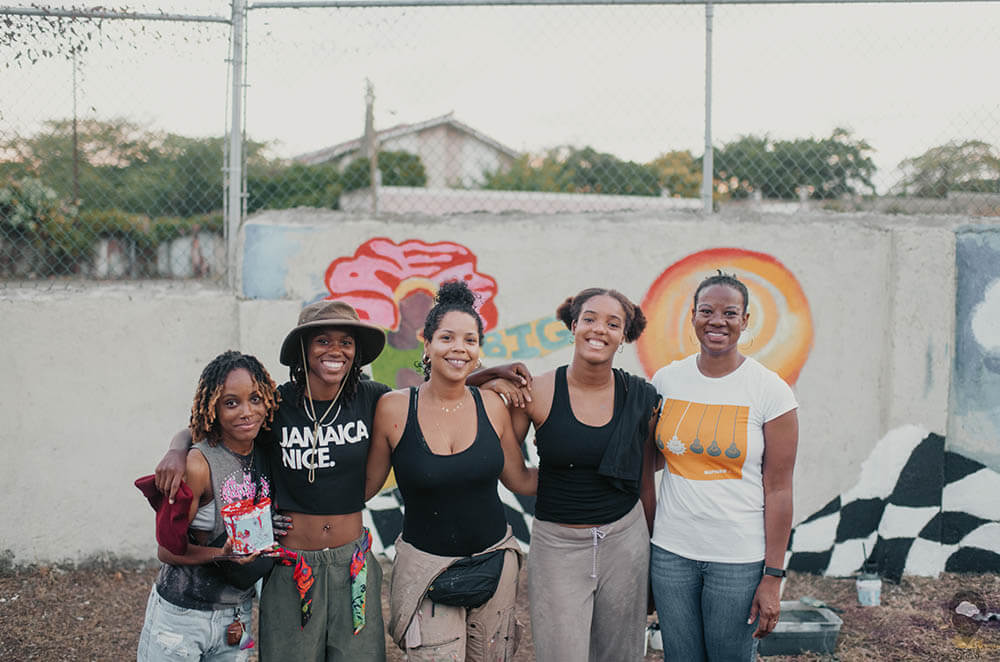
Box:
[139,351,279,661]
[648,271,799,661]
[485,287,662,662]
[364,280,538,662]
[155,300,529,661]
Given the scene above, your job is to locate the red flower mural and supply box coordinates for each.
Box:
[324,237,499,333]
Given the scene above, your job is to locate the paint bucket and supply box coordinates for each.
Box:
[856,571,881,606]
[646,622,662,652]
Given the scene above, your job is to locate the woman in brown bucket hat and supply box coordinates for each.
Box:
[154,299,529,661]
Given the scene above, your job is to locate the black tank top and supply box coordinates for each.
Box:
[392,386,507,556]
[534,366,638,524]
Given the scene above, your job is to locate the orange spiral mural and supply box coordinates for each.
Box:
[637,248,813,384]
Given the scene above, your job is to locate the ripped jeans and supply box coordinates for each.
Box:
[137,585,252,662]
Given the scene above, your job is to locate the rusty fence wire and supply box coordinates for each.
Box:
[2,1,1000,284]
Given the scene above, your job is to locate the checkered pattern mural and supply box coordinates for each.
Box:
[364,424,1000,579]
[787,425,1000,581]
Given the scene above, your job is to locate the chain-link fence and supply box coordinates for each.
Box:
[1,2,233,282]
[3,1,1000,283]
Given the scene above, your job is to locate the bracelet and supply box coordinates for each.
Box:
[763,566,787,578]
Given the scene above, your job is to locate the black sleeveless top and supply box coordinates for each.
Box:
[534,366,638,525]
[392,386,507,556]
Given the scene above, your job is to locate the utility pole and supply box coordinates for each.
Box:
[226,0,246,289]
[364,79,379,215]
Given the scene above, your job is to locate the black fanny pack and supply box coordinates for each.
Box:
[426,549,505,608]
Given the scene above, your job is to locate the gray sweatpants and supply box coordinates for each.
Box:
[527,500,650,662]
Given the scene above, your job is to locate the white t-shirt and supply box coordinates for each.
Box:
[650,354,797,563]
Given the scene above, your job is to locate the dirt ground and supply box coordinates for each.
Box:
[1,560,998,661]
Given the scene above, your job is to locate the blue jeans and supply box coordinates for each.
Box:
[649,544,762,662]
[137,585,253,662]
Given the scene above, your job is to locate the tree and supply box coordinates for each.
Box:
[483,146,660,196]
[713,128,876,200]
[894,140,1000,198]
[247,162,342,213]
[0,177,85,276]
[648,150,702,198]
[0,119,273,217]
[341,150,428,192]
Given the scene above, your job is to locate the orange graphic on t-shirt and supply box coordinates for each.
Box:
[654,398,748,481]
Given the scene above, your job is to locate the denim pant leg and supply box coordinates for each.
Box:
[138,586,253,662]
[701,558,761,662]
[649,545,706,662]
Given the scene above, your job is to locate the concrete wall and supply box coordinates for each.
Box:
[1,209,995,568]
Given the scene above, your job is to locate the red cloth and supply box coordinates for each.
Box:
[134,474,193,556]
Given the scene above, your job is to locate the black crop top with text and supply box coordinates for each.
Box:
[258,379,390,515]
[533,366,638,524]
[392,386,507,556]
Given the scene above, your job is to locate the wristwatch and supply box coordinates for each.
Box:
[763,566,787,578]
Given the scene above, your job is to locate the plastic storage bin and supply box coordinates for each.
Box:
[758,600,843,656]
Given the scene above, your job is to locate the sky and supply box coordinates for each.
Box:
[3,1,999,193]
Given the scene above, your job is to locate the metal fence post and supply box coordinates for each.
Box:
[702,0,714,214]
[227,0,246,290]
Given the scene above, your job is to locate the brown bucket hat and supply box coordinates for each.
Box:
[279,300,386,367]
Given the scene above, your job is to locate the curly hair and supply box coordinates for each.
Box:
[693,270,749,313]
[189,350,279,445]
[555,287,647,343]
[287,328,363,402]
[420,280,484,380]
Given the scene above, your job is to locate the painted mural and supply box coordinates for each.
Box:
[321,237,572,389]
[304,237,1000,573]
[637,248,813,384]
[787,425,1000,582]
[950,229,1000,470]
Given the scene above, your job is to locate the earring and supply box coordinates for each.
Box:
[421,354,430,367]
[476,359,483,369]
[617,343,625,354]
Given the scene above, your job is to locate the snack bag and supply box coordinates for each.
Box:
[221,497,274,554]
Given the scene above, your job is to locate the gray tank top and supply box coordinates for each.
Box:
[155,441,269,611]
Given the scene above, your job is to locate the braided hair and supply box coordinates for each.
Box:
[555,287,647,343]
[189,350,279,445]
[693,270,749,313]
[420,280,484,380]
[288,328,364,402]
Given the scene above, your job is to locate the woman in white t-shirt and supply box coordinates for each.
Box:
[649,271,799,661]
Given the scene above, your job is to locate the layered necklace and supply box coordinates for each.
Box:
[301,340,347,484]
[424,385,469,451]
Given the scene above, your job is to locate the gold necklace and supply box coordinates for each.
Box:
[423,386,469,450]
[301,340,347,484]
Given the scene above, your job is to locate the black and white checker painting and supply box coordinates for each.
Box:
[363,423,1000,579]
[787,425,1000,581]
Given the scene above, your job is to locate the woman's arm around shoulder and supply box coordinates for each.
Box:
[364,389,410,501]
[482,389,538,496]
[155,427,194,504]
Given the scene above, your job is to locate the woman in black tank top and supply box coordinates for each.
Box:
[486,287,661,662]
[366,281,537,661]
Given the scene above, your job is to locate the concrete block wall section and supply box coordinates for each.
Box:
[0,210,994,567]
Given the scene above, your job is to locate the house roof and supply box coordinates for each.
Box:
[294,112,521,165]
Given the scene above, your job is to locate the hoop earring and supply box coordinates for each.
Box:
[476,359,483,369]
[617,343,625,354]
